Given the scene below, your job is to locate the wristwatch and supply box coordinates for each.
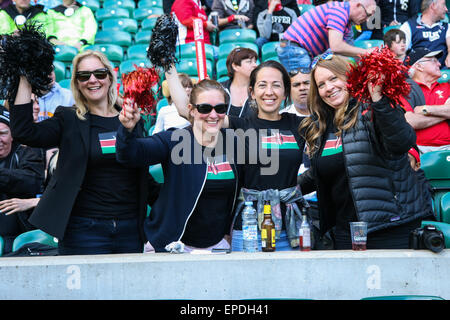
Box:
[422,107,429,116]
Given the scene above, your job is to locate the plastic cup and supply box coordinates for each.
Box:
[350,221,368,251]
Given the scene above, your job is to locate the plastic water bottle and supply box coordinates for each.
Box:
[242,201,258,252]
[299,208,311,251]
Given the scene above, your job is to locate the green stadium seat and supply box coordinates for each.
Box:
[383,25,401,34]
[438,69,450,83]
[102,18,138,34]
[133,7,164,22]
[149,164,164,183]
[421,220,450,248]
[361,295,445,300]
[217,75,229,83]
[119,59,152,75]
[84,44,124,63]
[218,42,259,60]
[80,0,100,12]
[216,58,228,79]
[261,41,278,61]
[134,30,152,44]
[421,150,450,221]
[12,230,58,252]
[0,235,3,257]
[138,0,163,8]
[95,30,132,48]
[440,192,450,223]
[298,4,315,15]
[176,42,215,64]
[354,40,384,49]
[95,7,129,22]
[141,16,158,31]
[59,79,72,89]
[126,44,149,60]
[54,45,78,63]
[219,28,257,45]
[103,0,135,14]
[176,58,214,78]
[53,60,67,82]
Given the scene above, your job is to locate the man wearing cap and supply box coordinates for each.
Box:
[276,0,377,72]
[0,0,52,35]
[405,47,450,153]
[400,0,450,67]
[0,106,45,255]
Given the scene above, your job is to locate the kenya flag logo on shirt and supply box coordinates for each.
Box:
[321,136,342,157]
[99,132,117,154]
[261,131,299,150]
[207,158,235,180]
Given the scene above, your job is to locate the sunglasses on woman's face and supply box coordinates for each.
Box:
[75,68,109,82]
[194,103,228,114]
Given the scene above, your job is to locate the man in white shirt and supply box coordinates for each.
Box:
[280,67,311,116]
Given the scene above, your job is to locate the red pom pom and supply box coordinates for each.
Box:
[122,66,160,115]
[346,46,410,108]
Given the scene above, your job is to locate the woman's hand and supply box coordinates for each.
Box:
[119,98,141,132]
[368,76,383,103]
[0,198,39,215]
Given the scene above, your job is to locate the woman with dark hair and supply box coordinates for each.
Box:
[220,47,258,118]
[168,60,308,251]
[10,50,161,255]
[298,53,434,249]
[116,79,243,253]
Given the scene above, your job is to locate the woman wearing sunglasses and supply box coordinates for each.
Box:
[298,53,434,249]
[166,60,307,251]
[10,50,160,255]
[116,79,243,253]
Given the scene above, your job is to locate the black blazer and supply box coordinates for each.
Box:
[10,102,160,241]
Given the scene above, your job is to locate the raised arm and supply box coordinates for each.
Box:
[165,65,190,119]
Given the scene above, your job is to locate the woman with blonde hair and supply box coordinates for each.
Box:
[10,50,160,255]
[298,52,434,249]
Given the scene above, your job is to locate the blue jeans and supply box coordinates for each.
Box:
[231,229,296,252]
[59,216,143,255]
[276,43,312,73]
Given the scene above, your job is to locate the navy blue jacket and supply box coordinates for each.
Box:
[116,125,242,252]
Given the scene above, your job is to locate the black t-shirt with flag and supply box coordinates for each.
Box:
[181,151,237,248]
[228,112,305,229]
[72,114,140,219]
[315,125,357,247]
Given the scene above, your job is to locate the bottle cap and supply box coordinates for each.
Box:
[245,201,253,206]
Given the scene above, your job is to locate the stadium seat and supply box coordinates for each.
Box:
[421,150,450,221]
[361,295,445,300]
[84,44,124,63]
[0,235,3,257]
[383,25,401,34]
[438,69,450,83]
[80,0,100,12]
[53,60,67,82]
[219,29,257,45]
[103,0,136,14]
[176,58,214,78]
[59,79,71,89]
[440,192,450,223]
[421,220,450,248]
[216,58,228,79]
[149,164,164,183]
[126,44,149,60]
[176,42,215,64]
[95,30,132,48]
[141,17,158,31]
[298,4,315,15]
[119,59,152,76]
[217,75,229,83]
[12,230,58,252]
[102,18,138,34]
[218,42,259,60]
[354,40,384,49]
[134,30,153,44]
[261,41,278,61]
[95,7,129,22]
[156,98,169,113]
[138,0,163,8]
[54,45,78,63]
[133,7,164,22]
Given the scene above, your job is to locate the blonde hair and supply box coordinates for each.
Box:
[70,50,118,120]
[300,55,359,156]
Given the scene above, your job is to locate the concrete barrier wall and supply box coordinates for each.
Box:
[0,250,449,300]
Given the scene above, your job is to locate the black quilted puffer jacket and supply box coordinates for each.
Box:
[298,96,434,235]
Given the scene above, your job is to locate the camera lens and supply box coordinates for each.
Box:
[423,231,445,253]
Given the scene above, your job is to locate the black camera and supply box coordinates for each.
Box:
[409,225,445,253]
